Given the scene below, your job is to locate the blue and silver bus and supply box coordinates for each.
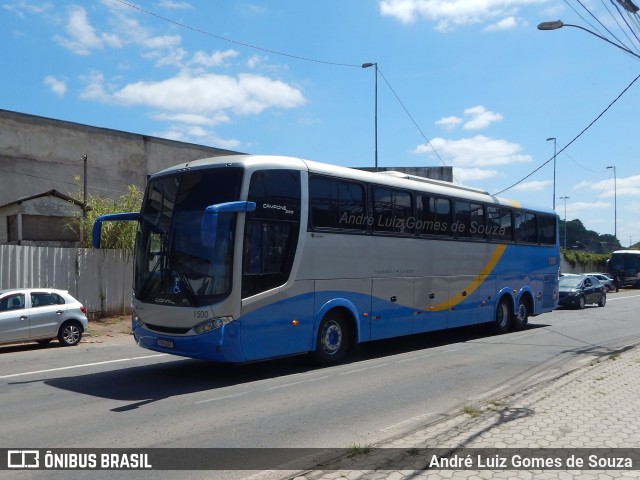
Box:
[93,155,559,365]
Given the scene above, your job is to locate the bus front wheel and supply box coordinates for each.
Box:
[313,312,349,365]
[493,299,511,334]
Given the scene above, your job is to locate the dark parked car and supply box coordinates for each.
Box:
[558,275,606,309]
[0,288,89,346]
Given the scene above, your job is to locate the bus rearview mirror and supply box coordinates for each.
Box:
[201,201,256,247]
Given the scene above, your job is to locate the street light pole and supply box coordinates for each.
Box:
[559,196,570,249]
[607,165,617,241]
[537,20,640,60]
[361,62,378,171]
[82,154,87,217]
[547,137,557,210]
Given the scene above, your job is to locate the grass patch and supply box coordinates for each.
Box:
[346,443,372,458]
[462,405,482,417]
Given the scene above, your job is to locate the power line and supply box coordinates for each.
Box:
[114,0,633,197]
[113,0,449,175]
[113,0,361,68]
[377,68,462,185]
[492,72,640,196]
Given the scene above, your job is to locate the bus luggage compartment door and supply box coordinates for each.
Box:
[413,276,449,333]
[371,277,414,340]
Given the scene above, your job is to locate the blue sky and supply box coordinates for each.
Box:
[2,0,640,246]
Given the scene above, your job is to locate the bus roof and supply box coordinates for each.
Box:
[153,154,555,214]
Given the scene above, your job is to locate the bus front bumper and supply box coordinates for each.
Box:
[132,321,245,362]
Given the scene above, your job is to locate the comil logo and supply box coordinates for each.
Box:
[8,450,39,468]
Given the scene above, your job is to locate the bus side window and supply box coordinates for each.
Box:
[242,169,301,298]
[455,201,485,239]
[537,214,557,245]
[371,187,413,235]
[487,206,513,242]
[515,211,537,243]
[416,195,451,237]
[309,176,365,231]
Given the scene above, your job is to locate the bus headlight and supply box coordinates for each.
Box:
[193,316,234,335]
[132,310,145,327]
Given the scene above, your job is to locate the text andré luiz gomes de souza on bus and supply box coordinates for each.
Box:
[338,212,507,236]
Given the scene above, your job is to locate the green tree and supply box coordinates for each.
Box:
[69,180,142,250]
[560,219,621,252]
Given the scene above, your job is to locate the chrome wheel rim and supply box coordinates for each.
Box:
[63,325,80,345]
[320,321,342,355]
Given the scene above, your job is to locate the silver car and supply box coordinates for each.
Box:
[586,273,617,292]
[0,288,89,346]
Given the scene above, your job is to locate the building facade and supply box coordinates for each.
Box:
[0,109,242,207]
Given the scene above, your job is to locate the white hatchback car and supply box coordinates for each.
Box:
[0,288,89,346]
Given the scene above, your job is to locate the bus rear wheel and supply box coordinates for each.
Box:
[493,299,511,334]
[512,297,530,331]
[313,312,349,365]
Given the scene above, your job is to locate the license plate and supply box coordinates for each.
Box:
[157,338,174,348]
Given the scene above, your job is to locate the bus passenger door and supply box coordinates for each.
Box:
[413,276,449,333]
[371,278,414,340]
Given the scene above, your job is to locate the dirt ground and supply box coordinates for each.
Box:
[82,315,133,343]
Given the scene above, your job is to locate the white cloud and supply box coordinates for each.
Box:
[436,106,502,131]
[413,135,531,167]
[191,49,240,68]
[567,201,611,212]
[79,71,110,101]
[435,115,462,130]
[512,179,552,192]
[379,0,546,29]
[157,1,194,9]
[54,6,104,55]
[453,167,499,183]
[484,16,519,31]
[156,124,241,150]
[43,75,67,96]
[3,1,53,18]
[462,105,502,130]
[572,174,640,197]
[247,55,263,68]
[82,72,306,118]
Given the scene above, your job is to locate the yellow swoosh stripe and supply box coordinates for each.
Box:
[428,243,507,312]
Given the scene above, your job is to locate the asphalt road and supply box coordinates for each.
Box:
[2,289,640,480]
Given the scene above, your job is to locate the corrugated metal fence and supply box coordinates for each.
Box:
[0,245,132,318]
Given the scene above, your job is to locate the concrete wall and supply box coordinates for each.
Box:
[0,109,242,205]
[0,245,132,317]
[560,256,607,275]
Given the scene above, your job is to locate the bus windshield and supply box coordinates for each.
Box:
[609,250,640,287]
[134,168,243,307]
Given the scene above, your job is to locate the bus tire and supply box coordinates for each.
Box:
[493,299,511,334]
[313,312,349,366]
[512,297,530,331]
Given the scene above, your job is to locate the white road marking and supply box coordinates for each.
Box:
[0,354,167,380]
[266,375,331,390]
[195,391,249,404]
